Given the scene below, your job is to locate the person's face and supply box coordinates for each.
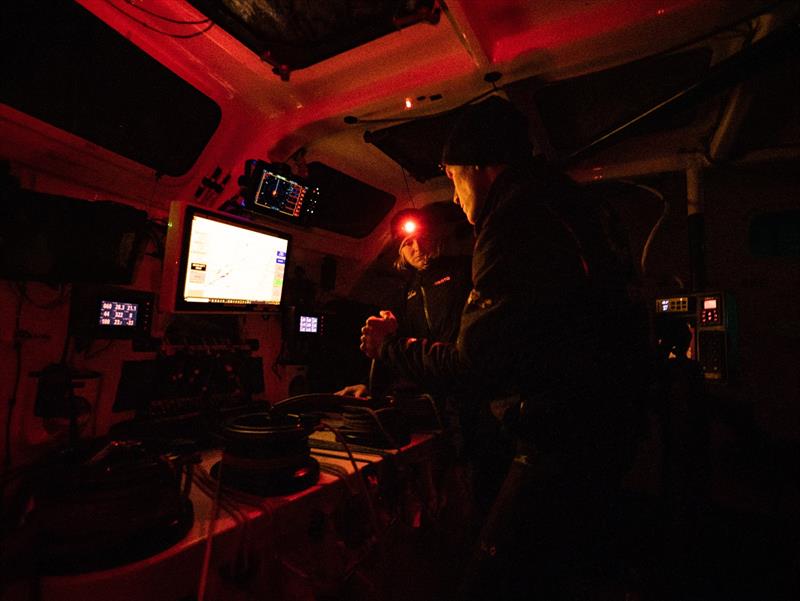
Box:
[400,235,433,271]
[444,164,488,225]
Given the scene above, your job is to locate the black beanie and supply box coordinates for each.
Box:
[441,95,533,166]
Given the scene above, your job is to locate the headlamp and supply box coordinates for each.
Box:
[391,208,424,241]
[400,218,419,237]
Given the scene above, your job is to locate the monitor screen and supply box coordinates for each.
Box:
[240,160,318,225]
[254,169,309,219]
[69,285,155,341]
[298,314,319,333]
[99,300,138,327]
[161,202,290,313]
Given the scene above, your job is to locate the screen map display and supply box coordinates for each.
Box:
[182,214,288,306]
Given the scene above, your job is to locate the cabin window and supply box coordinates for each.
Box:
[306,162,395,238]
[1,3,221,177]
[506,47,713,161]
[749,209,800,257]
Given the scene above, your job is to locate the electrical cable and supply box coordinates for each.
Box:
[400,166,415,208]
[197,461,224,601]
[316,422,387,586]
[102,0,215,39]
[616,180,668,277]
[193,464,257,587]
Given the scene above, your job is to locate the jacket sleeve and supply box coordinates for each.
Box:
[380,335,468,394]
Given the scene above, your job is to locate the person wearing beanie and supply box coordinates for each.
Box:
[360,95,652,598]
[336,201,472,399]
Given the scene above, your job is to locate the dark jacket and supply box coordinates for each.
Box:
[382,160,651,458]
[399,254,472,344]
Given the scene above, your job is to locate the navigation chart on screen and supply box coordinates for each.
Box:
[182,215,287,304]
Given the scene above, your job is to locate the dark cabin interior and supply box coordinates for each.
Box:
[1,1,799,600]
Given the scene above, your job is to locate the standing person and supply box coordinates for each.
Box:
[339,199,514,507]
[335,201,473,399]
[360,95,652,599]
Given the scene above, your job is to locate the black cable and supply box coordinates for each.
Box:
[399,166,415,208]
[368,358,378,397]
[317,423,385,534]
[123,0,211,25]
[103,0,215,39]
[614,180,669,277]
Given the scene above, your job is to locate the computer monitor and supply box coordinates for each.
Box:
[161,202,290,313]
[240,160,318,225]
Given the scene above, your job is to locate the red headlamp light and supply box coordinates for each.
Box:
[391,208,425,241]
[399,218,419,237]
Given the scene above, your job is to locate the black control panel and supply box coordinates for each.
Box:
[113,352,265,417]
[69,285,155,347]
[654,291,737,382]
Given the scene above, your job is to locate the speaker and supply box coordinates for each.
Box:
[273,364,309,401]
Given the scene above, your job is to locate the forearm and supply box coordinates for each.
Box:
[380,336,468,393]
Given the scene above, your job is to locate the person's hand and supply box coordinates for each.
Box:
[360,310,398,359]
[334,383,369,398]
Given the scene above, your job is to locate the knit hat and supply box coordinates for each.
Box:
[441,95,532,166]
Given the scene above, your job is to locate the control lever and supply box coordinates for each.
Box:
[368,358,377,398]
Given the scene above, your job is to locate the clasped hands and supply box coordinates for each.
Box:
[359,310,398,359]
[333,310,398,397]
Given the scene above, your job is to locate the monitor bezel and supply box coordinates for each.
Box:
[161,202,292,314]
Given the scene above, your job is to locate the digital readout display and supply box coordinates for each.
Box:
[99,300,138,327]
[299,315,318,333]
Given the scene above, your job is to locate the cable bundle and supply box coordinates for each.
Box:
[339,406,411,450]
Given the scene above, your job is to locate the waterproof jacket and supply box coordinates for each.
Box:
[381,160,651,456]
[399,254,472,345]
